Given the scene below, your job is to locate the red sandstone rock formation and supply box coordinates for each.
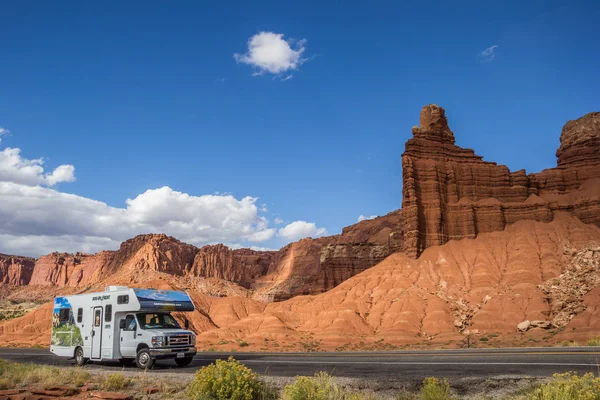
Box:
[402,105,600,258]
[6,214,600,349]
[190,244,274,288]
[0,254,35,285]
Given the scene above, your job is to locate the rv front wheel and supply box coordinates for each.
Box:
[74,347,87,366]
[135,348,155,370]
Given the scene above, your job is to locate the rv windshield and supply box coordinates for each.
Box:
[136,313,181,330]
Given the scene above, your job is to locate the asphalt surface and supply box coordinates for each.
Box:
[1,347,599,382]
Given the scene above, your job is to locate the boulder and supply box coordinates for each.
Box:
[517,320,531,332]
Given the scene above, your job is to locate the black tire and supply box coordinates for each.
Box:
[135,348,155,370]
[174,357,193,367]
[74,347,88,366]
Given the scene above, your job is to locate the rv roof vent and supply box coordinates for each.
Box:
[105,285,129,292]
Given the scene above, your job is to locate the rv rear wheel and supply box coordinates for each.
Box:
[74,347,87,366]
[174,357,193,367]
[135,348,155,370]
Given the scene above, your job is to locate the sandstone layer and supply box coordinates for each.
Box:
[0,254,35,286]
[402,106,600,258]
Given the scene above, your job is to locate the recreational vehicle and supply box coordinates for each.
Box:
[50,286,197,369]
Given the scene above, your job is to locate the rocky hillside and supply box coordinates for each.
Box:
[3,213,599,349]
[0,213,404,301]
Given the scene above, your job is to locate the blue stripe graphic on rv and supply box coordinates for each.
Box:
[134,289,194,311]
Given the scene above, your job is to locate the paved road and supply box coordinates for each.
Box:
[1,347,599,382]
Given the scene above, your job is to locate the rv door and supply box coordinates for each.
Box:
[119,314,137,358]
[91,307,103,359]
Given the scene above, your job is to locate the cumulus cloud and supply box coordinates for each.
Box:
[0,128,287,257]
[0,147,76,186]
[234,31,307,76]
[357,215,377,222]
[273,217,284,225]
[480,45,498,62]
[277,221,327,241]
[0,182,279,257]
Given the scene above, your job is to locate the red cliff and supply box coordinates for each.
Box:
[402,105,600,258]
[0,254,35,285]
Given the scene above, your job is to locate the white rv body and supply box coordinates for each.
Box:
[50,286,197,368]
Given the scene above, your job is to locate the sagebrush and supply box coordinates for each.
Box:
[186,356,274,400]
[526,371,600,399]
[283,371,365,400]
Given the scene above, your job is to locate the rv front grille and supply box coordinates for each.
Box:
[167,334,191,347]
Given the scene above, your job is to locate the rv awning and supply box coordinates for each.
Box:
[133,289,195,312]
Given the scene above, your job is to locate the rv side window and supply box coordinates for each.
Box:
[94,309,101,327]
[58,308,70,324]
[124,315,136,331]
[105,305,112,322]
[77,308,83,323]
[117,295,129,304]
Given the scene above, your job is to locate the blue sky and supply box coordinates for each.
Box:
[1,0,599,256]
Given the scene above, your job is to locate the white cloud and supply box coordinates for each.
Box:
[0,182,280,257]
[357,215,378,222]
[480,45,498,62]
[226,243,278,252]
[273,217,284,225]
[277,221,327,241]
[0,234,120,258]
[0,128,8,143]
[247,229,276,243]
[234,32,307,76]
[0,147,75,186]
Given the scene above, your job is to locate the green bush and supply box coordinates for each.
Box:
[283,372,364,400]
[0,377,12,390]
[587,336,600,346]
[186,356,273,400]
[421,377,454,400]
[103,372,132,391]
[526,371,600,399]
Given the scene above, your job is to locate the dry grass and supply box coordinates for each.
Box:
[103,372,133,391]
[0,359,90,388]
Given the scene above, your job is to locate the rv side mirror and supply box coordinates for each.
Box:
[184,319,189,329]
[119,319,126,329]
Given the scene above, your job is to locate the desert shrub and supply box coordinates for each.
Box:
[421,377,454,400]
[587,336,600,346]
[103,372,132,391]
[0,377,12,390]
[239,341,249,347]
[526,371,600,399]
[283,372,364,400]
[186,356,273,400]
[0,359,90,387]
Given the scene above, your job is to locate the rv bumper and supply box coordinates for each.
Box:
[149,347,197,359]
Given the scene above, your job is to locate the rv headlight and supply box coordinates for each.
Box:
[191,335,196,345]
[151,336,165,347]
